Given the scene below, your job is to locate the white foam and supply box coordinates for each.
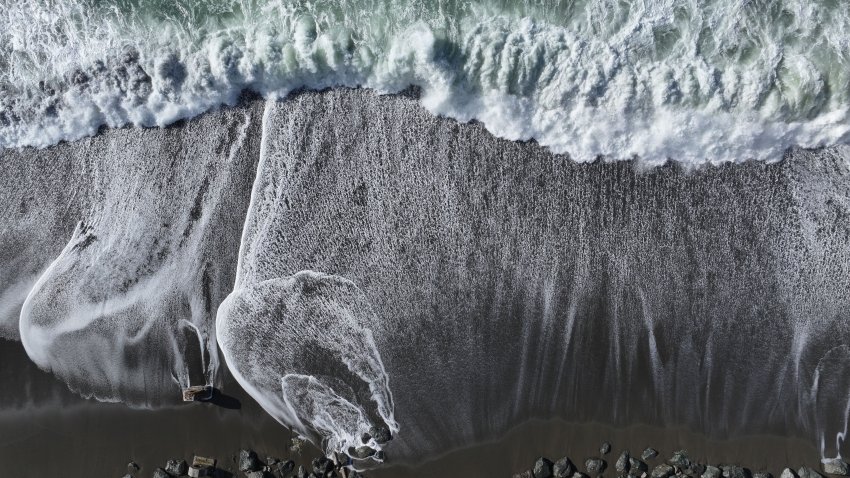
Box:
[2,0,850,163]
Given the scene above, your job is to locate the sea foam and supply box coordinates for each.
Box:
[2,0,850,163]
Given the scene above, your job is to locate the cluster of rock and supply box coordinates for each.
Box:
[120,445,384,478]
[513,443,850,478]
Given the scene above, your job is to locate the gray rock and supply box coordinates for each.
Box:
[652,464,675,478]
[361,432,372,443]
[643,449,659,461]
[513,472,532,478]
[573,473,590,478]
[266,457,280,466]
[350,445,376,459]
[276,460,296,477]
[703,466,722,478]
[312,456,334,476]
[669,451,690,469]
[601,443,612,455]
[823,459,850,476]
[616,452,631,473]
[152,468,170,478]
[296,465,308,478]
[239,449,262,473]
[165,459,188,476]
[534,457,554,478]
[780,469,797,478]
[630,458,649,475]
[247,472,268,478]
[690,464,707,476]
[721,466,749,478]
[753,473,773,478]
[369,425,393,444]
[586,458,607,475]
[554,457,576,478]
[799,467,825,478]
[127,462,140,474]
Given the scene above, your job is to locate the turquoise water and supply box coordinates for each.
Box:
[2,0,850,160]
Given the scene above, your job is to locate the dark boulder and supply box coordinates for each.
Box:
[616,451,630,473]
[276,460,296,477]
[554,457,576,478]
[165,459,188,476]
[152,468,170,478]
[312,456,334,476]
[652,464,675,478]
[702,466,722,478]
[721,466,750,478]
[239,449,262,473]
[350,445,376,459]
[586,458,607,474]
[823,459,850,476]
[799,468,825,478]
[534,457,554,478]
[369,426,393,444]
[643,449,659,461]
[630,458,649,475]
[668,451,690,469]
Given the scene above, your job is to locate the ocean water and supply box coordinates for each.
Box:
[2,0,850,162]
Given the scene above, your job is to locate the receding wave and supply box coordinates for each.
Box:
[2,0,850,162]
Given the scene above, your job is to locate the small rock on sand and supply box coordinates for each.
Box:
[151,468,170,478]
[823,459,850,476]
[165,459,188,476]
[780,469,797,478]
[239,449,262,473]
[554,457,576,478]
[721,465,750,478]
[652,464,675,478]
[616,451,631,473]
[534,457,554,478]
[643,449,659,461]
[586,458,607,474]
[799,468,826,478]
[668,451,690,469]
[702,466,722,478]
[601,443,612,455]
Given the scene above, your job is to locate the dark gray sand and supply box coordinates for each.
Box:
[1,88,848,477]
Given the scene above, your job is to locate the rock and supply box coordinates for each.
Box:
[127,462,140,473]
[296,465,309,478]
[276,460,296,477]
[165,459,188,476]
[266,457,280,466]
[630,458,649,475]
[369,425,393,444]
[703,467,722,478]
[554,458,576,478]
[239,449,262,473]
[361,432,372,443]
[753,473,773,478]
[652,464,675,478]
[643,449,659,461]
[586,458,607,474]
[616,452,631,473]
[573,473,590,478]
[668,451,690,469]
[350,445,376,459]
[690,464,707,476]
[513,472,533,478]
[781,470,797,478]
[312,456,334,476]
[601,443,612,455]
[152,468,170,478]
[374,450,386,461]
[721,466,750,478]
[823,460,850,476]
[799,468,825,478]
[534,457,554,478]
[247,472,267,478]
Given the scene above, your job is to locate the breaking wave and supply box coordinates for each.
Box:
[2,0,850,162]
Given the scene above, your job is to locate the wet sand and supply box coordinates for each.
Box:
[1,339,823,478]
